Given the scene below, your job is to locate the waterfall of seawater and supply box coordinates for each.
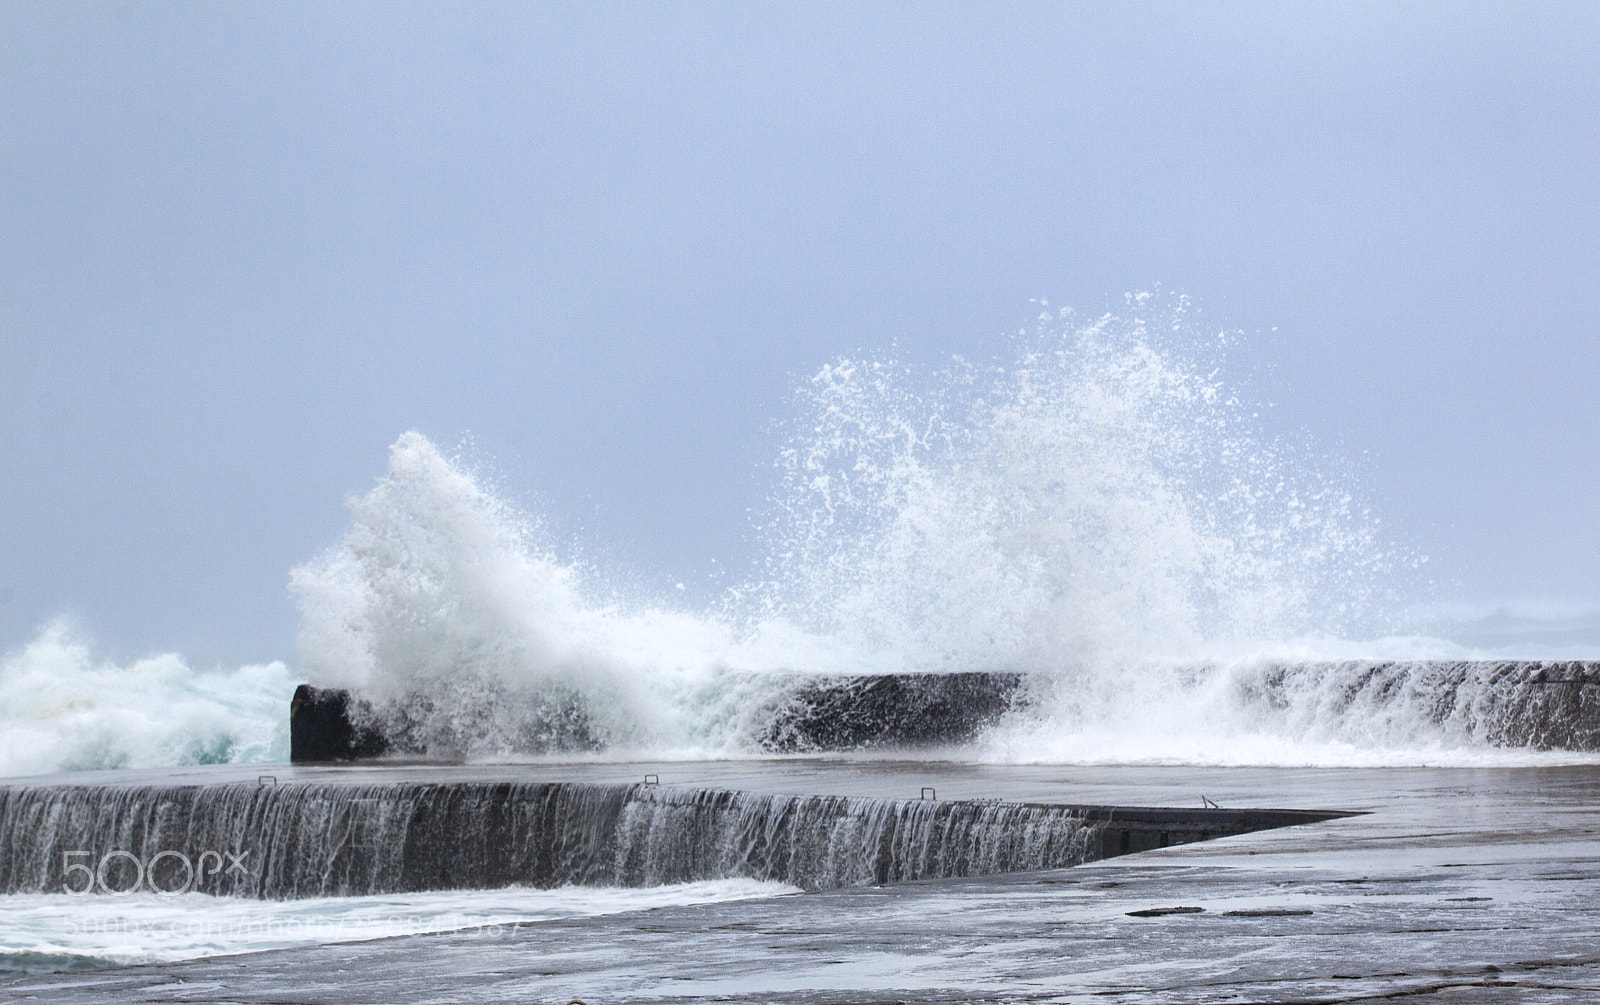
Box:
[0,783,1097,898]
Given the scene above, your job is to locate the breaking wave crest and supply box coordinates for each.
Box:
[288,430,777,757]
[274,298,1518,765]
[0,624,290,777]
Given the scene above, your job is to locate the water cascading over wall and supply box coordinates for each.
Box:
[0,782,1105,898]
[1229,660,1600,750]
[762,661,1600,752]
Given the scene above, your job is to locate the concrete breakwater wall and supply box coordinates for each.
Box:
[769,661,1600,752]
[293,662,1600,761]
[0,780,1339,899]
[288,673,1024,762]
[1232,659,1600,751]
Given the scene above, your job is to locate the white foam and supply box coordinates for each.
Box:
[0,879,796,967]
[0,624,290,778]
[287,430,803,756]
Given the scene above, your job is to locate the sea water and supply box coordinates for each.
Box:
[0,879,796,976]
[3,297,1597,973]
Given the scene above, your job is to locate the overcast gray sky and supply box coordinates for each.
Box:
[3,3,1598,665]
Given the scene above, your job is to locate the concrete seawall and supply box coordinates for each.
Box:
[0,776,1344,898]
[291,661,1600,762]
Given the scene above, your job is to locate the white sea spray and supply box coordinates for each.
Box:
[7,297,1593,773]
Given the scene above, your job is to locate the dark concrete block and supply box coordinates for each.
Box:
[289,685,389,763]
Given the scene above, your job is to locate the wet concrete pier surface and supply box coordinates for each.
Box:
[7,760,1600,1003]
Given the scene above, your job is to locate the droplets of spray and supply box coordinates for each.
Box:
[755,296,1406,672]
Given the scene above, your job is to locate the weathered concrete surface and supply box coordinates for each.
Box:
[756,672,1026,752]
[7,761,1600,1003]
